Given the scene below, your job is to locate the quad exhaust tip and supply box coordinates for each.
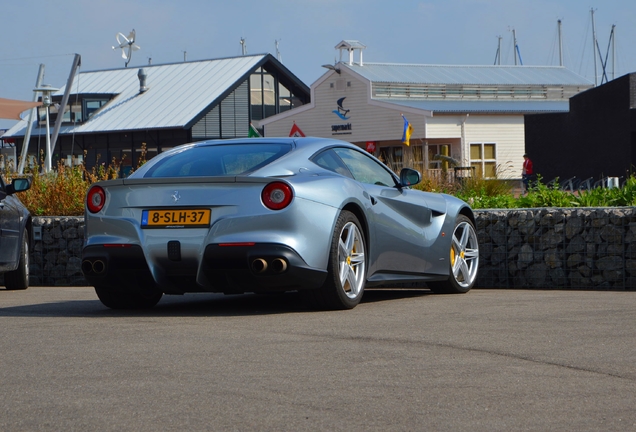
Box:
[250,258,287,274]
[251,258,268,273]
[82,259,106,275]
[271,258,287,273]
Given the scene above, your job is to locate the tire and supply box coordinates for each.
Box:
[5,230,29,291]
[428,215,479,294]
[95,285,163,310]
[306,210,367,310]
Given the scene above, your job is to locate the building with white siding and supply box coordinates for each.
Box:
[260,41,593,180]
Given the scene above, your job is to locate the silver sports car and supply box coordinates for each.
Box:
[82,137,479,310]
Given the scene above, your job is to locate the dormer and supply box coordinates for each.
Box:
[335,40,366,66]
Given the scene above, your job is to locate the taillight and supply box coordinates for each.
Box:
[87,186,106,213]
[261,182,293,210]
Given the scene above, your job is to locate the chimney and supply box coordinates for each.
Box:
[138,68,148,93]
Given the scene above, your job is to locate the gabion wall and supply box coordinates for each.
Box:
[1,209,635,289]
[476,208,636,290]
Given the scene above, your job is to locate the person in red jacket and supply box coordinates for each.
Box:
[522,153,533,193]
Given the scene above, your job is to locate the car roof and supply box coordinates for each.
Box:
[192,137,358,151]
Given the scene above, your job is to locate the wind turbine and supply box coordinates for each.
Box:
[112,29,140,67]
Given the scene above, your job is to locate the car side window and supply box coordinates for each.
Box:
[332,148,397,187]
[311,150,354,178]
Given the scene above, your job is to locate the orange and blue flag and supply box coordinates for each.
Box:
[401,114,413,146]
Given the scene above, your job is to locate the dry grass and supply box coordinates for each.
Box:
[2,144,147,216]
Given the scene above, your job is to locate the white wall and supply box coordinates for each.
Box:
[263,68,428,142]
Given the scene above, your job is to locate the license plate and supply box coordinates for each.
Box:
[141,209,211,228]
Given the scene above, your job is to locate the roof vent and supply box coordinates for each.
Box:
[335,40,366,66]
[137,68,148,93]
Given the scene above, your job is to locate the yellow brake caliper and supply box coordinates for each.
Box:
[344,245,354,292]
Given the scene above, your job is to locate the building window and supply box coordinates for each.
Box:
[411,145,424,172]
[85,99,109,119]
[278,83,291,112]
[250,67,303,121]
[470,143,497,178]
[378,146,403,172]
[250,72,264,121]
[250,68,276,120]
[40,96,111,126]
[426,144,443,169]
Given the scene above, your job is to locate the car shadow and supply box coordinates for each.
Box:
[0,288,432,318]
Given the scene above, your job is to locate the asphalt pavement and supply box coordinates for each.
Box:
[1,287,635,431]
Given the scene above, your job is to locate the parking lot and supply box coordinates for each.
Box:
[1,287,635,431]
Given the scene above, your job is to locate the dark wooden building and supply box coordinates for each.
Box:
[525,72,636,185]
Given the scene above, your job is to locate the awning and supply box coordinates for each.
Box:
[0,97,41,120]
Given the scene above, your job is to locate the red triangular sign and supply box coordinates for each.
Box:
[289,123,306,137]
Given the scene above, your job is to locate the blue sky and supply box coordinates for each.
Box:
[1,0,635,129]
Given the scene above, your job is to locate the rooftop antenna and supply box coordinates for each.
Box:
[240,37,247,55]
[112,29,140,67]
[275,39,282,62]
[183,50,187,62]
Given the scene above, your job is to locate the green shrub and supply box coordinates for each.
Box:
[3,145,146,216]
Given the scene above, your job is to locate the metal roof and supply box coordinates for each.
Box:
[335,40,367,50]
[4,55,270,137]
[374,98,570,114]
[342,63,593,87]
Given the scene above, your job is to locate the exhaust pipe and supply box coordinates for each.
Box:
[81,259,107,275]
[92,260,106,274]
[251,258,268,273]
[271,258,288,273]
[81,260,94,275]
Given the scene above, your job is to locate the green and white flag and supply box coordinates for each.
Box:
[249,123,261,137]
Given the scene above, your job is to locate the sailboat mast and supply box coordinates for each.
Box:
[513,28,518,65]
[493,35,502,65]
[611,25,616,80]
[591,8,598,86]
[558,19,563,66]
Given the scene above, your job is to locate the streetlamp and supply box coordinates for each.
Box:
[33,84,59,172]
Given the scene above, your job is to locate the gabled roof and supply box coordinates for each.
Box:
[335,40,366,50]
[4,54,307,137]
[341,63,593,87]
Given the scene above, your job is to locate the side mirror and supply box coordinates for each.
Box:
[7,178,31,195]
[399,168,421,188]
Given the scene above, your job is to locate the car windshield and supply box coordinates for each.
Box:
[142,143,292,178]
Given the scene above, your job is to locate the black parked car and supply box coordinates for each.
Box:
[0,174,32,290]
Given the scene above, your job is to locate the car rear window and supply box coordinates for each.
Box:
[142,143,292,178]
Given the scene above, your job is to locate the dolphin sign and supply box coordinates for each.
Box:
[332,97,350,120]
